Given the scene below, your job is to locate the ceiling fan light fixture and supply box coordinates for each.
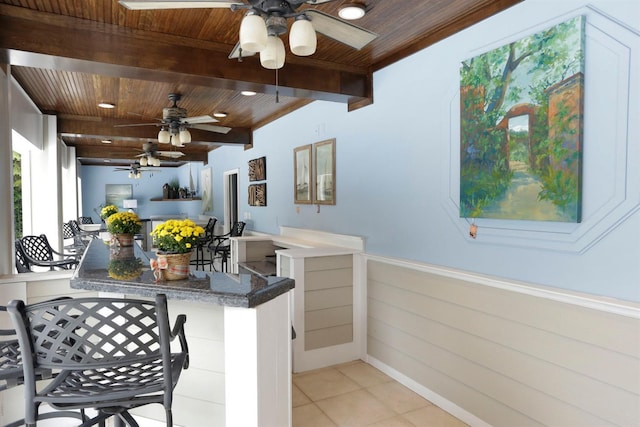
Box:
[139,157,148,167]
[152,158,161,167]
[128,171,134,179]
[158,128,171,144]
[240,12,268,53]
[136,171,141,179]
[338,4,366,20]
[290,17,317,56]
[260,35,285,70]
[179,128,192,144]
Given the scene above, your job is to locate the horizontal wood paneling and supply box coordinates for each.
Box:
[367,260,640,427]
[304,255,353,351]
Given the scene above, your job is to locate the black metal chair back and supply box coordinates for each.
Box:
[209,221,246,272]
[14,240,32,273]
[7,294,188,427]
[78,216,94,224]
[18,234,78,271]
[190,218,218,271]
[1,302,83,427]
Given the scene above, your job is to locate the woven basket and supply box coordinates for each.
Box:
[157,252,192,281]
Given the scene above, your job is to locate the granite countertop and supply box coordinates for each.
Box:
[70,240,294,308]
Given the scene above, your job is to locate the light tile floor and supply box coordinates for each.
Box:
[293,361,468,427]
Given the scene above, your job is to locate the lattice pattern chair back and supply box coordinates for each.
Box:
[18,234,78,271]
[62,222,74,240]
[7,295,188,427]
[27,299,160,366]
[19,235,55,263]
[14,240,31,273]
[78,216,94,224]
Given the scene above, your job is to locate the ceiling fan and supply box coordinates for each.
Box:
[118,0,378,70]
[115,93,232,146]
[134,141,185,167]
[114,162,160,179]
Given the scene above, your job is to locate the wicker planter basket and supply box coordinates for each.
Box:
[157,252,192,281]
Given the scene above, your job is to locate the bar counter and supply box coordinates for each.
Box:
[69,240,295,427]
[70,240,294,308]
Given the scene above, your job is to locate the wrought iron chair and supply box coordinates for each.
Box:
[62,221,87,254]
[1,302,85,427]
[189,217,217,271]
[17,234,79,271]
[78,216,94,224]
[208,221,245,272]
[14,240,32,273]
[7,294,189,427]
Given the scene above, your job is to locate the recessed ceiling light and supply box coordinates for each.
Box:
[241,90,257,96]
[213,112,228,118]
[98,102,115,109]
[101,139,112,144]
[338,4,366,20]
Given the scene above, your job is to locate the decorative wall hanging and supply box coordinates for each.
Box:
[105,184,132,209]
[200,168,213,213]
[460,16,584,223]
[294,144,312,204]
[248,183,267,206]
[313,139,336,205]
[248,157,267,181]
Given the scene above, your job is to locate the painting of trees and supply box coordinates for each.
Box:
[460,16,585,222]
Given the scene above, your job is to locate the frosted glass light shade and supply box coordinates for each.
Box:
[240,13,267,53]
[260,36,285,69]
[158,129,170,144]
[152,158,161,167]
[139,157,148,166]
[179,128,192,144]
[290,19,316,56]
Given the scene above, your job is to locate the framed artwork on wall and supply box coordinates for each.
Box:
[248,183,267,206]
[313,138,336,205]
[248,157,267,181]
[294,144,312,204]
[105,184,132,209]
[459,16,584,223]
[201,167,213,213]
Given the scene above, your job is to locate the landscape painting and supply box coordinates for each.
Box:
[459,16,585,222]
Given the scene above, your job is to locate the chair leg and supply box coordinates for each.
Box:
[166,408,173,426]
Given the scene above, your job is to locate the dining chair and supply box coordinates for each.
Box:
[78,216,94,224]
[62,221,87,254]
[17,234,79,271]
[208,221,245,272]
[14,240,32,273]
[7,294,189,427]
[189,217,217,271]
[1,303,85,427]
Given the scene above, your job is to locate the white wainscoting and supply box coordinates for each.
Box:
[365,256,640,427]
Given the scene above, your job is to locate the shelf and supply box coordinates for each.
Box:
[150,197,201,202]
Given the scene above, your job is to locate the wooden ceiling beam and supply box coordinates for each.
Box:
[0,4,373,105]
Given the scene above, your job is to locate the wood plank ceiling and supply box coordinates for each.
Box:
[0,0,521,166]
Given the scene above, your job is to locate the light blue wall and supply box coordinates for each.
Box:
[205,0,640,302]
[79,162,208,222]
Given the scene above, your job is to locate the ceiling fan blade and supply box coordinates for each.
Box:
[180,115,219,124]
[304,9,377,50]
[114,122,160,127]
[228,42,257,60]
[157,151,185,158]
[191,124,232,134]
[118,0,239,10]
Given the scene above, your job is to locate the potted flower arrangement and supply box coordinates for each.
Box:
[106,212,142,247]
[100,204,119,221]
[150,219,205,280]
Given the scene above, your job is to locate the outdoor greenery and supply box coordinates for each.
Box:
[13,152,22,238]
[460,17,584,220]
